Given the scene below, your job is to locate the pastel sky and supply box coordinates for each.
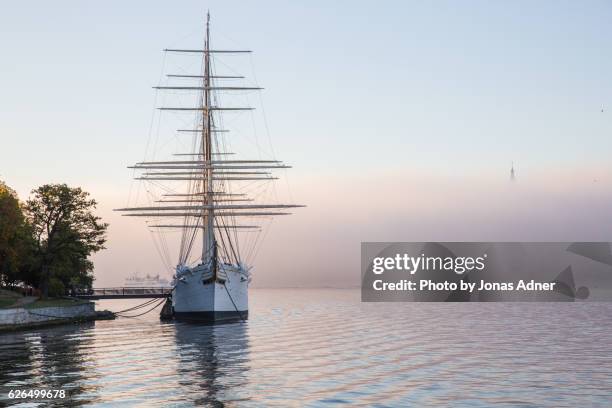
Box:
[1,1,612,287]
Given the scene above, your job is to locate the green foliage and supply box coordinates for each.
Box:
[23,183,109,297]
[0,181,107,296]
[0,181,34,286]
[47,277,66,298]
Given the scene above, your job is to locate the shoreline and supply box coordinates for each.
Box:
[0,302,115,333]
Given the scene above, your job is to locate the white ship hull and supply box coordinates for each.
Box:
[171,263,249,322]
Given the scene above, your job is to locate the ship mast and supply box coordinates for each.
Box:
[202,11,215,261]
[115,12,305,268]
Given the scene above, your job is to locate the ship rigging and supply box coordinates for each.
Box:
[115,13,303,321]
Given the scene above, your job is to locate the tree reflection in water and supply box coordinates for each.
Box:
[0,322,99,405]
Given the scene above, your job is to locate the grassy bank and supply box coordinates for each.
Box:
[0,289,88,309]
[0,289,21,308]
[25,298,89,309]
[0,298,17,308]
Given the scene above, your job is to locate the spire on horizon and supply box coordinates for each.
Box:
[510,162,516,181]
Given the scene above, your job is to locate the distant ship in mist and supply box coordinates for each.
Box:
[123,273,171,289]
[116,13,303,322]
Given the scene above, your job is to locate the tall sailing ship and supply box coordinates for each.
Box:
[116,13,302,322]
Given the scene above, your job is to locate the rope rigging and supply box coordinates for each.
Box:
[114,14,302,323]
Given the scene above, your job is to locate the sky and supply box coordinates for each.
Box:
[1,1,612,287]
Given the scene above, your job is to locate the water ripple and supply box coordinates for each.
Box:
[1,290,612,407]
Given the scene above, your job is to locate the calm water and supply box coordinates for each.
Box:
[1,289,611,407]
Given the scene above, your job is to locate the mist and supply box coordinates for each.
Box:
[91,167,612,288]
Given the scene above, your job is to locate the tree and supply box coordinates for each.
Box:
[0,180,32,287]
[24,184,108,297]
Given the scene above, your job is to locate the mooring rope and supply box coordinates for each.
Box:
[115,298,167,318]
[112,297,161,314]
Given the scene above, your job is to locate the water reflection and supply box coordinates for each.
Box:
[0,322,98,406]
[1,292,612,406]
[173,321,250,406]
